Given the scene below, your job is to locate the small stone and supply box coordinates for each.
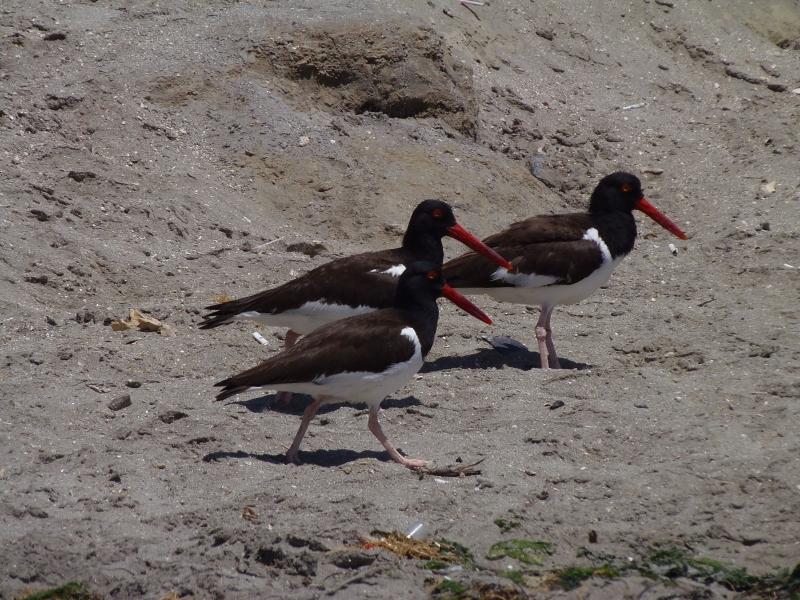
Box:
[760,181,776,195]
[298,136,310,147]
[330,550,376,569]
[384,223,404,236]
[286,240,328,258]
[159,410,189,424]
[68,171,97,182]
[108,394,132,411]
[549,400,565,410]
[125,380,142,388]
[641,167,664,175]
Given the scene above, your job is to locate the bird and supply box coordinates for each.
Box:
[213,261,492,469]
[201,199,511,403]
[442,172,688,369]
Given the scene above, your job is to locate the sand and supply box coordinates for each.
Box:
[1,0,799,598]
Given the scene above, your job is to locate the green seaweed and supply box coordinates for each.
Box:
[19,582,101,600]
[551,544,800,597]
[500,569,526,585]
[493,518,521,534]
[438,538,480,570]
[486,540,555,565]
[422,560,450,570]
[431,579,467,597]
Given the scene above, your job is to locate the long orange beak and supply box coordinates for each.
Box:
[441,283,492,324]
[447,223,514,270]
[635,197,688,240]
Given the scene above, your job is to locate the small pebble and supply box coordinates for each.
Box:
[108,394,132,411]
[549,400,565,410]
[298,136,310,147]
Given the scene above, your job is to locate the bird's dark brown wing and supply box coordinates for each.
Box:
[201,249,409,328]
[214,309,418,399]
[443,214,604,287]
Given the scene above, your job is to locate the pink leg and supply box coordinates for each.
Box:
[285,395,327,464]
[367,404,432,470]
[543,307,560,369]
[274,330,301,406]
[535,305,560,369]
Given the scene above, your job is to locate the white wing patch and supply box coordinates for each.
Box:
[369,264,406,277]
[235,300,376,335]
[582,228,612,262]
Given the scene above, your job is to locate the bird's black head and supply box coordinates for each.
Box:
[588,172,644,215]
[395,261,492,324]
[404,200,457,242]
[396,260,447,302]
[403,200,514,271]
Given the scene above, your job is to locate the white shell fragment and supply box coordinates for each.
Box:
[668,243,678,256]
[252,331,270,346]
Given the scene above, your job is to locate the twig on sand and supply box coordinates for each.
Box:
[421,458,484,477]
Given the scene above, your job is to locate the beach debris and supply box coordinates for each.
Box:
[108,394,132,411]
[481,336,529,355]
[242,506,259,521]
[642,167,664,175]
[110,309,176,337]
[423,459,484,477]
[621,102,645,110]
[760,181,776,194]
[486,540,555,565]
[668,243,678,256]
[405,522,428,541]
[252,331,270,346]
[359,531,478,569]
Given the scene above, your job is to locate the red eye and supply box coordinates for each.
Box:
[427,270,438,280]
[432,208,444,218]
[621,183,632,193]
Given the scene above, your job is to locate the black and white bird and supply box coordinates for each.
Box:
[442,172,688,369]
[214,262,492,469]
[202,199,510,402]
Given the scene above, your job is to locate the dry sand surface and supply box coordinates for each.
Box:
[1,0,799,598]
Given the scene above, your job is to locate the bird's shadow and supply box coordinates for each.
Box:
[226,394,423,415]
[201,448,392,468]
[211,395,426,467]
[421,345,590,373]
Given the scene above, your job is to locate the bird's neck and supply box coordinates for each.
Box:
[401,231,445,265]
[591,211,637,258]
[392,296,439,357]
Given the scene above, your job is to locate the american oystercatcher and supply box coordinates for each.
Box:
[214,262,491,469]
[201,200,510,402]
[442,172,688,369]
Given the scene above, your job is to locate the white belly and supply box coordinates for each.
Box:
[245,327,424,407]
[232,301,378,335]
[461,228,625,307]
